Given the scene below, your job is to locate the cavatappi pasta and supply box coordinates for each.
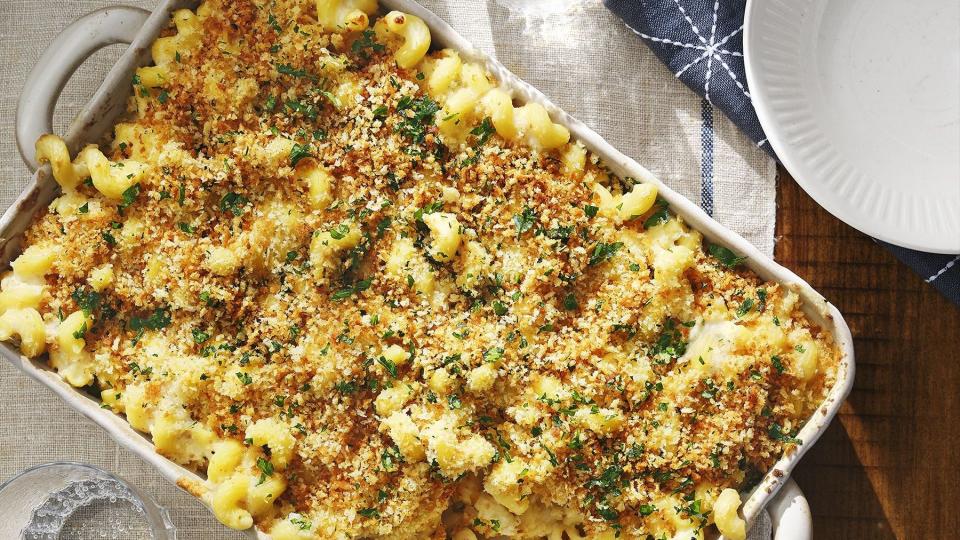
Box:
[3,1,840,538]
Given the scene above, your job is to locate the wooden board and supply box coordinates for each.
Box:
[776,168,960,538]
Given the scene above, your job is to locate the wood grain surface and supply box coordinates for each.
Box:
[776,168,960,539]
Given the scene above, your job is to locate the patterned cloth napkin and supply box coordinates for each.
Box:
[0,0,776,538]
[604,0,960,306]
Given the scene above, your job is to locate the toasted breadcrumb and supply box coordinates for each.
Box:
[8,1,839,538]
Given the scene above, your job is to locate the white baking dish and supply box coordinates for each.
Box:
[2,1,854,538]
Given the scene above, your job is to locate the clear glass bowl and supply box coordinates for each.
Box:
[0,462,177,539]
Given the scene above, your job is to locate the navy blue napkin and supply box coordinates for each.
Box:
[604,0,960,306]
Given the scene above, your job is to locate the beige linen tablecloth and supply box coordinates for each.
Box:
[0,1,775,537]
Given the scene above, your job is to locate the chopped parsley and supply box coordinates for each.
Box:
[543,225,573,242]
[289,142,313,166]
[541,442,558,466]
[117,183,140,214]
[71,322,88,340]
[351,29,385,59]
[588,242,624,266]
[128,307,172,344]
[101,230,117,246]
[72,287,102,316]
[319,90,341,108]
[513,207,537,235]
[192,328,210,344]
[256,457,274,484]
[584,463,626,523]
[708,243,747,268]
[285,99,318,120]
[199,291,215,306]
[380,445,403,471]
[331,277,373,301]
[267,12,282,33]
[329,223,350,240]
[769,423,802,444]
[469,117,495,146]
[643,197,670,228]
[358,507,380,519]
[334,380,357,394]
[448,394,462,409]
[219,192,249,216]
[376,217,392,237]
[483,347,504,363]
[275,62,312,79]
[128,362,152,378]
[650,319,687,361]
[395,95,439,144]
[264,94,277,112]
[377,355,398,378]
[736,297,755,317]
[771,355,785,374]
[414,201,443,222]
[290,516,312,530]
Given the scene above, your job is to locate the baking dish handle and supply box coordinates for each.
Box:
[16,6,150,172]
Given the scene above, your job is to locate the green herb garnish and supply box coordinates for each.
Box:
[736,297,755,317]
[289,142,312,167]
[643,197,669,228]
[769,423,802,444]
[513,207,537,235]
[219,192,249,216]
[395,96,439,144]
[588,242,623,266]
[707,243,747,268]
[771,355,785,374]
[118,183,140,214]
[377,355,398,378]
[469,117,495,146]
[351,29,385,59]
[192,328,210,344]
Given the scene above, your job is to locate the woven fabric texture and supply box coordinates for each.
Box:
[0,1,775,538]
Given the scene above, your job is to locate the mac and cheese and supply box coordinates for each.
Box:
[2,1,840,538]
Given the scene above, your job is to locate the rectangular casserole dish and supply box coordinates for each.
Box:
[1,1,855,537]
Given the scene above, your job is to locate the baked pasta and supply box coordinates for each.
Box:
[2,1,840,538]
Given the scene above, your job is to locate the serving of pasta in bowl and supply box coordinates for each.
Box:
[1,1,854,539]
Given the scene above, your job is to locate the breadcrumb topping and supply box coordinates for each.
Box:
[8,1,839,538]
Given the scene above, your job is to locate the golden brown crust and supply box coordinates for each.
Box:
[9,1,840,538]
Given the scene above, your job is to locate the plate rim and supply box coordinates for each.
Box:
[743,0,960,255]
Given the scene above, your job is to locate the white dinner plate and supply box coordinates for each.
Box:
[744,0,960,254]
